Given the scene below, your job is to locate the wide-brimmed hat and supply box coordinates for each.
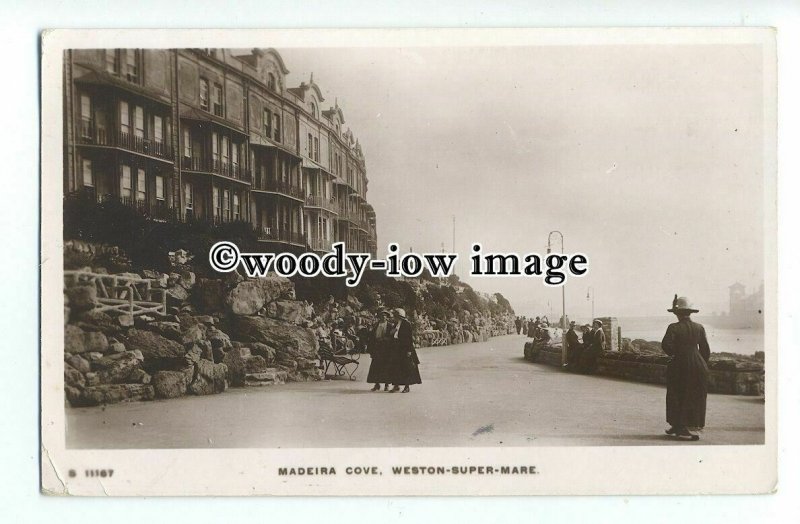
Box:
[569,321,576,326]
[592,319,603,326]
[394,308,407,319]
[668,295,699,313]
[378,309,389,317]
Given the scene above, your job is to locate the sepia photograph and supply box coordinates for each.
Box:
[40,28,777,496]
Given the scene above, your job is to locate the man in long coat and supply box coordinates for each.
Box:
[389,308,421,393]
[661,296,710,441]
[367,310,392,391]
[580,319,605,373]
[564,321,582,369]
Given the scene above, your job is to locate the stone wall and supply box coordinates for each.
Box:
[523,342,764,396]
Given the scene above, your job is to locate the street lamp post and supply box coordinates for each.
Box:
[587,286,595,320]
[547,230,566,365]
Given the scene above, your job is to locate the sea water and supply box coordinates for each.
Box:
[611,316,764,356]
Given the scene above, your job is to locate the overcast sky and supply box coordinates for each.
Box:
[280,44,765,318]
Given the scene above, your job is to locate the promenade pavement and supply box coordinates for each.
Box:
[67,334,765,448]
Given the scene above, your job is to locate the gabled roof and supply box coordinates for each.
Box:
[287,73,325,103]
[322,102,345,124]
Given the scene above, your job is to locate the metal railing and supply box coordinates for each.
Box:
[254,179,304,200]
[256,226,305,245]
[305,194,338,213]
[79,118,174,160]
[181,156,251,183]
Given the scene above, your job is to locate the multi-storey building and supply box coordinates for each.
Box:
[63,48,378,256]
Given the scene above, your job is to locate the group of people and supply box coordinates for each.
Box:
[365,308,422,393]
[563,319,607,373]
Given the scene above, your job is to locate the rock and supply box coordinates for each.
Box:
[250,342,276,363]
[185,345,203,364]
[144,321,182,341]
[84,352,104,361]
[271,300,306,324]
[222,348,251,387]
[65,354,91,374]
[128,368,151,384]
[245,355,268,374]
[71,384,155,406]
[109,341,126,353]
[193,315,216,326]
[225,277,295,316]
[118,314,134,327]
[65,285,97,311]
[181,323,207,346]
[65,386,83,405]
[64,363,85,388]
[166,285,190,302]
[233,316,319,362]
[207,327,232,351]
[84,372,100,386]
[188,359,228,395]
[152,370,188,399]
[74,310,118,333]
[122,328,185,360]
[245,369,287,386]
[64,325,109,354]
[93,351,143,384]
[178,270,196,290]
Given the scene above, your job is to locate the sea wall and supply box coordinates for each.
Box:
[523,342,764,396]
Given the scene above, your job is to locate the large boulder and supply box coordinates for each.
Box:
[250,342,277,364]
[92,351,144,384]
[225,277,295,316]
[271,300,307,324]
[233,316,318,361]
[245,369,288,387]
[70,384,155,407]
[142,321,182,342]
[64,324,109,354]
[122,328,185,360]
[188,359,228,395]
[64,363,85,388]
[65,354,91,374]
[64,285,97,312]
[192,278,226,313]
[152,370,189,399]
[222,347,250,387]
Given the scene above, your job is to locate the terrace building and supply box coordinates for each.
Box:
[63,48,378,256]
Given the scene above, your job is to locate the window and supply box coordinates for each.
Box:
[314,137,319,161]
[153,115,163,143]
[81,159,93,187]
[120,101,130,134]
[213,186,221,218]
[136,169,146,202]
[308,133,313,158]
[223,189,230,220]
[267,73,276,92]
[222,136,230,171]
[120,165,132,199]
[199,78,209,111]
[80,94,92,138]
[310,101,317,118]
[124,49,139,83]
[212,83,223,116]
[134,106,144,138]
[233,193,240,220]
[263,108,271,136]
[231,143,239,174]
[155,175,165,201]
[183,128,191,158]
[274,114,280,142]
[184,181,193,213]
[212,131,219,165]
[105,49,119,74]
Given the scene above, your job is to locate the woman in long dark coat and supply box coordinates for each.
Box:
[389,308,421,393]
[366,310,392,391]
[661,296,711,441]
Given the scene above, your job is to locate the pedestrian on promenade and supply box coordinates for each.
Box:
[662,295,710,441]
[580,320,605,373]
[528,317,539,339]
[367,310,392,391]
[515,316,522,334]
[521,316,528,336]
[388,308,421,393]
[564,320,582,369]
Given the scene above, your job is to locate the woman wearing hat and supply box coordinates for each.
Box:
[662,295,711,441]
[366,310,392,391]
[388,308,421,393]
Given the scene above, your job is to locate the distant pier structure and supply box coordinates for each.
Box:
[709,282,764,330]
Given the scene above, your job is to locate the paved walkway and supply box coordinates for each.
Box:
[67,334,764,448]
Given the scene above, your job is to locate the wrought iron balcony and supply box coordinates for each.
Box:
[180,156,251,183]
[78,118,174,161]
[304,194,338,213]
[256,226,305,245]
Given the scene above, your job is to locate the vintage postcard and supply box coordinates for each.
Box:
[40,28,777,496]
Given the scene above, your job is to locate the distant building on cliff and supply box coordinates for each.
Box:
[62,48,377,256]
[709,282,764,330]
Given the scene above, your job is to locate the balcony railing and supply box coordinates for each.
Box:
[79,118,174,161]
[100,194,177,222]
[305,194,338,213]
[308,237,336,252]
[256,226,305,245]
[253,179,304,200]
[181,156,251,183]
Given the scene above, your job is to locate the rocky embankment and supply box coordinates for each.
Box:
[64,252,321,407]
